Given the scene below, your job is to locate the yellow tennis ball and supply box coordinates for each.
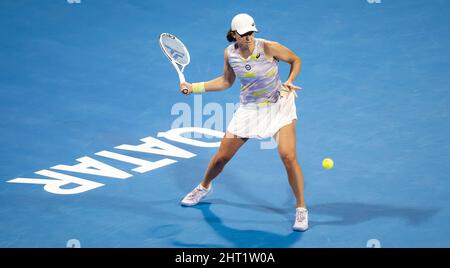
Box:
[322,158,334,169]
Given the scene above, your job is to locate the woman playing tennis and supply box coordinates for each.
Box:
[179,13,308,231]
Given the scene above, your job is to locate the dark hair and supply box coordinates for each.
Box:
[226,29,236,42]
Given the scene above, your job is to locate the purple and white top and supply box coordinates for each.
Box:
[227,38,282,107]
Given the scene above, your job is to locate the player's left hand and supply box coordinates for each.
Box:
[283,81,301,98]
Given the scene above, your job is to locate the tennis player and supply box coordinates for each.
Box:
[179,13,307,231]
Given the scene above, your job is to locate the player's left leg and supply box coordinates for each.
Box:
[277,119,308,231]
[277,119,306,208]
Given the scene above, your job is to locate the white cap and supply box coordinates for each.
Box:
[231,13,258,35]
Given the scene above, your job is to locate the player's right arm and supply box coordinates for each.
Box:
[180,48,236,94]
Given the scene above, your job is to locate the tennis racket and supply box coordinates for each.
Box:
[159,33,191,95]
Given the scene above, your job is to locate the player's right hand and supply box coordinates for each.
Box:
[180,82,192,95]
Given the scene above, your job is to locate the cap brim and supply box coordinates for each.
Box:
[236,26,258,35]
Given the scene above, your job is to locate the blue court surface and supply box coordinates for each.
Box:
[1,0,450,248]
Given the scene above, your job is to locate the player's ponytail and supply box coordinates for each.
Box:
[226,29,236,42]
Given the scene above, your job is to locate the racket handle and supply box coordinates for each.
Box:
[178,72,188,95]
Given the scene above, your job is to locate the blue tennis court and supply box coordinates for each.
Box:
[1,0,449,247]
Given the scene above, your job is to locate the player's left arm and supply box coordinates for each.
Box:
[264,41,302,91]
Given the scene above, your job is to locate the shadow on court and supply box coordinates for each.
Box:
[309,202,439,227]
[172,199,438,247]
[175,202,303,248]
[197,199,439,228]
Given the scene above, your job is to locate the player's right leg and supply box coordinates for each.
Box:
[181,132,248,206]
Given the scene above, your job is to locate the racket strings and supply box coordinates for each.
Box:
[160,35,190,65]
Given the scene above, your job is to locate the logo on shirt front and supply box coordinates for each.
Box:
[245,64,251,70]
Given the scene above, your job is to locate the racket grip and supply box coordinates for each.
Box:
[178,72,188,95]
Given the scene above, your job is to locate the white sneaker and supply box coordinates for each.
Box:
[180,184,212,206]
[293,207,309,232]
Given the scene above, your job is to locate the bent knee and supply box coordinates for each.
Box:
[279,152,297,164]
[213,154,231,167]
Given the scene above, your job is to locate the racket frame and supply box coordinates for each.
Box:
[159,33,190,94]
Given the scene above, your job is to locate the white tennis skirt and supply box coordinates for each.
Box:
[227,90,297,141]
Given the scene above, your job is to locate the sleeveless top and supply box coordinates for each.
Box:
[227,38,282,108]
